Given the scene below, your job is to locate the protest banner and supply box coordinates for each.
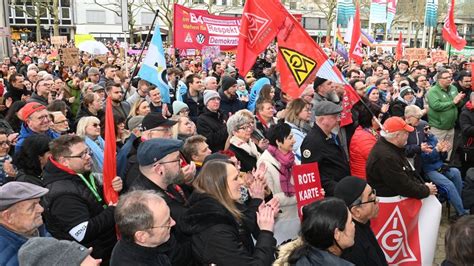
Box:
[74,34,95,46]
[371,195,441,265]
[449,45,474,58]
[292,162,324,218]
[431,50,448,63]
[61,48,80,67]
[51,36,67,46]
[404,48,427,63]
[173,4,240,51]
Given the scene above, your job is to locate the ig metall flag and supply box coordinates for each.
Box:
[138,26,170,103]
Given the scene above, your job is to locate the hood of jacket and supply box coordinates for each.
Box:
[179,192,238,235]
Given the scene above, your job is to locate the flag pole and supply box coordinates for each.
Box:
[130,9,160,80]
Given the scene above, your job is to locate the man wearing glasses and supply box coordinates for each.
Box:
[129,138,193,265]
[28,77,53,106]
[111,190,177,265]
[427,69,465,160]
[15,102,59,153]
[41,135,122,265]
[334,176,387,266]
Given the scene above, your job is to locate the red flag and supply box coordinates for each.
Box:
[236,0,287,77]
[442,0,466,51]
[471,63,474,90]
[396,31,403,60]
[103,97,119,204]
[349,3,364,65]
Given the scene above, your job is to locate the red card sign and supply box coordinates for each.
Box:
[371,197,422,265]
[292,162,324,218]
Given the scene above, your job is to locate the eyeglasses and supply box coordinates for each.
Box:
[63,148,92,159]
[350,189,377,208]
[0,140,11,146]
[31,114,50,122]
[238,124,254,131]
[148,219,173,230]
[54,120,68,125]
[155,159,181,166]
[90,123,100,128]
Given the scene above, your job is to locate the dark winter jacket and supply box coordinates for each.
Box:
[27,92,48,106]
[301,125,350,196]
[196,107,228,152]
[181,91,204,122]
[405,120,429,175]
[219,90,245,116]
[179,192,276,265]
[110,239,172,266]
[229,143,259,173]
[41,158,116,264]
[290,246,354,266]
[366,137,430,199]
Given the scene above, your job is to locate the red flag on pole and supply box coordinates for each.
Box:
[349,3,364,65]
[395,31,403,60]
[236,0,286,77]
[442,0,466,51]
[103,97,119,204]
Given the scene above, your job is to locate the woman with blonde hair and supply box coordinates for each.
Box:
[285,98,312,163]
[180,160,278,265]
[128,98,151,118]
[171,115,196,141]
[76,116,105,183]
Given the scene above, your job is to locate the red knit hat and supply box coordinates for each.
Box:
[20,102,46,121]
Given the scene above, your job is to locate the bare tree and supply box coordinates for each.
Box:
[310,0,337,43]
[93,0,143,44]
[11,0,52,42]
[45,0,60,36]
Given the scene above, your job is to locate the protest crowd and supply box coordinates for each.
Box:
[1,0,474,265]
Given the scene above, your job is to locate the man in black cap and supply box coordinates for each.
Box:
[311,76,340,125]
[301,101,350,196]
[129,138,194,265]
[219,75,245,115]
[0,182,49,266]
[123,112,179,189]
[334,176,388,266]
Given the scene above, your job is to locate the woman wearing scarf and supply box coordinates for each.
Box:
[389,86,425,117]
[284,99,312,164]
[257,120,299,245]
[76,116,105,184]
[227,111,262,173]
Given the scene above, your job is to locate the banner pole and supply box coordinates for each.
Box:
[130,9,159,80]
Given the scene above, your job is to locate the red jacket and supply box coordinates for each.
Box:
[350,126,377,179]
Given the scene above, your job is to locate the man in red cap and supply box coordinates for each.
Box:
[15,102,59,153]
[366,117,437,199]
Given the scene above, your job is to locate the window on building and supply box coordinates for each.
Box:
[39,6,48,18]
[61,0,71,7]
[25,6,35,18]
[61,8,70,19]
[86,10,106,24]
[221,0,227,5]
[193,0,204,3]
[114,13,121,24]
[15,6,25,18]
[141,12,155,25]
[289,1,297,9]
[303,17,318,30]
[319,18,327,30]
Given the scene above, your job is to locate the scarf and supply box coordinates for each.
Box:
[256,113,270,129]
[267,145,295,196]
[85,136,105,171]
[229,136,261,159]
[397,95,417,106]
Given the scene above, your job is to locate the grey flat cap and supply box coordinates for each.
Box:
[0,182,49,211]
[314,101,343,116]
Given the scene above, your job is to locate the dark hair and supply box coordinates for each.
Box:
[185,73,200,89]
[82,93,96,108]
[375,78,387,87]
[5,101,26,132]
[358,103,381,128]
[267,120,291,147]
[212,62,221,72]
[347,69,360,79]
[106,82,122,92]
[13,134,50,176]
[414,74,427,83]
[437,69,451,79]
[8,73,23,85]
[456,70,471,82]
[182,135,207,162]
[47,99,67,114]
[289,198,349,263]
[49,135,84,160]
[259,84,274,101]
[349,79,364,89]
[445,215,474,265]
[255,98,274,113]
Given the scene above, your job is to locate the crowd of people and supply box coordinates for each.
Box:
[0,38,473,266]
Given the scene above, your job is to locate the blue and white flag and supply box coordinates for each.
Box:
[337,0,356,28]
[424,0,438,28]
[369,0,387,24]
[138,26,170,103]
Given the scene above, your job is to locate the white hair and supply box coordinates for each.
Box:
[380,130,400,139]
[203,76,217,86]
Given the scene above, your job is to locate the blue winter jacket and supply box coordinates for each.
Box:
[420,134,448,173]
[0,225,49,266]
[15,124,60,154]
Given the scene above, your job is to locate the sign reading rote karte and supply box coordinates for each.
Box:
[292,162,324,218]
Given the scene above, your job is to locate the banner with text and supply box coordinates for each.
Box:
[292,162,324,218]
[404,48,428,63]
[449,45,474,58]
[370,195,441,265]
[173,4,241,51]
